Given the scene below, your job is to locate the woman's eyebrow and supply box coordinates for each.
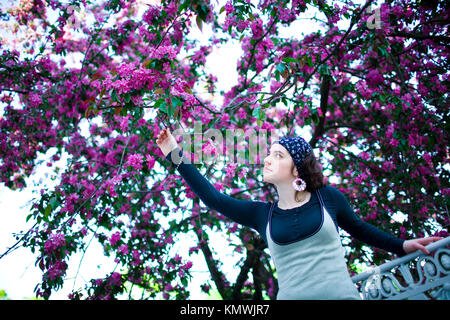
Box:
[268,148,284,154]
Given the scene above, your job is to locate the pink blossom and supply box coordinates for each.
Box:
[44,232,66,253]
[368,197,378,208]
[237,167,248,180]
[201,284,211,293]
[189,246,200,254]
[202,140,217,157]
[389,138,399,147]
[359,152,370,160]
[46,260,67,281]
[224,0,234,14]
[270,80,283,93]
[149,45,178,60]
[29,93,42,107]
[250,17,263,38]
[225,163,238,177]
[118,115,130,132]
[419,206,429,215]
[143,5,161,24]
[382,161,395,172]
[366,69,384,86]
[173,254,182,262]
[110,272,122,286]
[164,283,173,291]
[126,153,144,171]
[146,154,155,170]
[181,261,193,270]
[110,231,121,246]
[117,244,128,255]
[165,234,174,244]
[131,249,142,266]
[137,118,146,127]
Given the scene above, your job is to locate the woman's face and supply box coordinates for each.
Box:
[263,143,297,184]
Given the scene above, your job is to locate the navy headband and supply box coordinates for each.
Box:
[274,136,312,172]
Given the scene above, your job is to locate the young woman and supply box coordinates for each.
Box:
[156,128,442,300]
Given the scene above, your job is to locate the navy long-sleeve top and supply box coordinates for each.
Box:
[165,147,406,256]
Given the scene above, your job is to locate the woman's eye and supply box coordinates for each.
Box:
[268,152,280,158]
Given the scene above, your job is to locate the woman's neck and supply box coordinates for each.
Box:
[276,185,311,209]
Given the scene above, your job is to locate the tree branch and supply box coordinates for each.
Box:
[309,74,331,148]
[389,31,450,44]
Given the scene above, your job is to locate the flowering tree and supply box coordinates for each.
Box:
[0,0,448,299]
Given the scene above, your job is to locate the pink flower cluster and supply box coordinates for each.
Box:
[29,93,42,108]
[366,69,384,87]
[225,163,238,178]
[169,78,196,107]
[46,260,67,281]
[44,232,66,253]
[110,272,122,287]
[126,153,144,171]
[149,45,178,60]
[110,231,121,246]
[143,5,161,24]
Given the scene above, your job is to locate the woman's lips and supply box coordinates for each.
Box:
[264,168,272,172]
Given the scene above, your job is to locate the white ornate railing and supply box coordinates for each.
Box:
[351,236,450,300]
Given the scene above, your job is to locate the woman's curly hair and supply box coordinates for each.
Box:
[292,151,326,201]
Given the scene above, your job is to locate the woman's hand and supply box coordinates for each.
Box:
[402,236,444,255]
[156,128,179,157]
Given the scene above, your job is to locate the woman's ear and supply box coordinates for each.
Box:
[293,165,298,178]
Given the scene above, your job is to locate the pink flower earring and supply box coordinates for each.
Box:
[292,177,306,191]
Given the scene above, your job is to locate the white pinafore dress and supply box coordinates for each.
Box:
[266,189,362,300]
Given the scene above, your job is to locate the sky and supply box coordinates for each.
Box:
[0,0,375,300]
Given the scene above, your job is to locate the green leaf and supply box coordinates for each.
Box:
[258,94,265,104]
[378,46,388,58]
[111,90,119,103]
[196,15,203,31]
[49,196,59,209]
[179,0,189,11]
[123,93,131,104]
[158,100,167,114]
[170,96,183,117]
[276,63,286,73]
[44,204,52,222]
[282,57,297,64]
[319,64,330,75]
[252,106,260,118]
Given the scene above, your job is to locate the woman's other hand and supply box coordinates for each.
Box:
[402,236,444,255]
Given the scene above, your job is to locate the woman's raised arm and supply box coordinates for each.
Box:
[156,128,266,232]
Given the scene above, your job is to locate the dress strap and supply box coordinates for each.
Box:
[268,201,275,219]
[316,188,324,209]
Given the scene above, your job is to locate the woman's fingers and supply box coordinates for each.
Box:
[405,236,444,255]
[416,243,430,255]
[420,236,443,246]
[157,128,170,146]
